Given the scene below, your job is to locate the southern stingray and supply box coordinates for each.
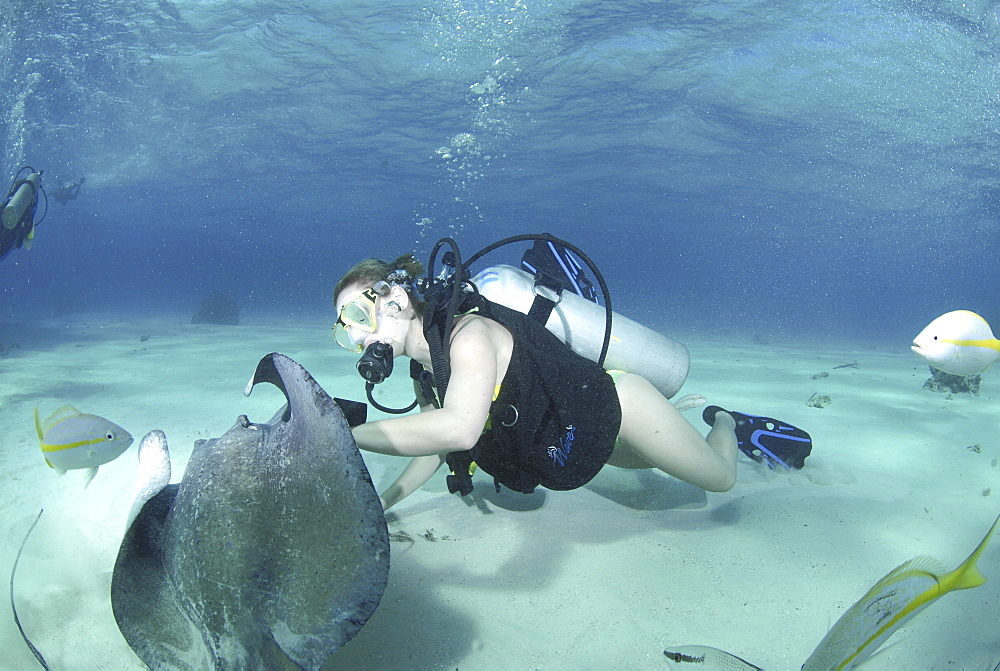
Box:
[111,352,388,669]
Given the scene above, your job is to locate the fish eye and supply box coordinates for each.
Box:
[106,432,115,440]
[933,336,938,340]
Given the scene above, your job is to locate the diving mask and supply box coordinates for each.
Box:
[332,287,382,353]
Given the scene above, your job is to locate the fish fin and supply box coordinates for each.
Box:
[943,513,1000,591]
[44,458,53,469]
[43,405,82,434]
[867,556,946,595]
[83,467,98,489]
[54,465,66,476]
[34,405,43,440]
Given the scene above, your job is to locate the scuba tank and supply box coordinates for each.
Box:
[0,167,45,260]
[2,170,41,231]
[471,265,689,399]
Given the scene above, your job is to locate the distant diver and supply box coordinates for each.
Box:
[0,167,46,263]
[52,176,84,206]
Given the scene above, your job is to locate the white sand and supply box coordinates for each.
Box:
[1,314,997,670]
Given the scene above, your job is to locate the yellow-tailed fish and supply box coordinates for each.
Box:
[35,405,134,488]
[802,513,1000,670]
[911,310,1000,376]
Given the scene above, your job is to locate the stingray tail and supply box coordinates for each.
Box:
[9,509,49,670]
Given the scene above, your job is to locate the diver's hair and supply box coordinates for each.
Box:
[334,253,427,316]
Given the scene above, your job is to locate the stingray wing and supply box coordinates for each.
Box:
[112,431,211,668]
[112,481,214,669]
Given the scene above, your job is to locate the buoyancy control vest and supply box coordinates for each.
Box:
[444,293,622,495]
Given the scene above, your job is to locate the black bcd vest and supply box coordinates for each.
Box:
[444,294,622,495]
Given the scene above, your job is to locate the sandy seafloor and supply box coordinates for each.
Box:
[1,312,998,671]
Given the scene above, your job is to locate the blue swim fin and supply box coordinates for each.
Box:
[520,237,599,304]
[703,406,812,470]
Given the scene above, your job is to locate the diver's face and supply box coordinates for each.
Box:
[335,283,383,353]
[334,283,410,355]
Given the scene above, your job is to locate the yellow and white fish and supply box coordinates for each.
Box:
[911,310,1000,376]
[802,513,1000,670]
[35,405,134,488]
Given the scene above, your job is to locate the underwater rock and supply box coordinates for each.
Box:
[806,393,832,408]
[191,291,240,326]
[922,367,980,396]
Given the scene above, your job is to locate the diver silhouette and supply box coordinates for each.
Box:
[52,176,84,206]
[0,167,46,263]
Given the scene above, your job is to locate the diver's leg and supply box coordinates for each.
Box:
[609,373,737,492]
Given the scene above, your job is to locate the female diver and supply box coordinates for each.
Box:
[334,253,738,512]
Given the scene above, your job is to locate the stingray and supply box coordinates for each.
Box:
[111,352,388,670]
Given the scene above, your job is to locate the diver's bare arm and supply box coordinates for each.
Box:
[379,396,446,511]
[352,325,497,457]
[379,454,446,511]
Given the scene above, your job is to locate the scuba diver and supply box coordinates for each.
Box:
[0,167,45,263]
[51,176,84,206]
[333,234,811,512]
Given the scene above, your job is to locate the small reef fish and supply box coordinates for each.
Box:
[911,310,1000,376]
[802,513,1000,670]
[672,394,708,411]
[35,405,134,488]
[663,645,761,669]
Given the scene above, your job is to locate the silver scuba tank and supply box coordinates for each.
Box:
[471,265,690,399]
[2,171,41,230]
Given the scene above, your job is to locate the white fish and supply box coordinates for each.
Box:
[911,310,1000,375]
[35,405,134,488]
[663,645,761,669]
[802,513,1000,670]
[672,394,708,411]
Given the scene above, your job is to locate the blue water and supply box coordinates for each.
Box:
[2,0,999,338]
